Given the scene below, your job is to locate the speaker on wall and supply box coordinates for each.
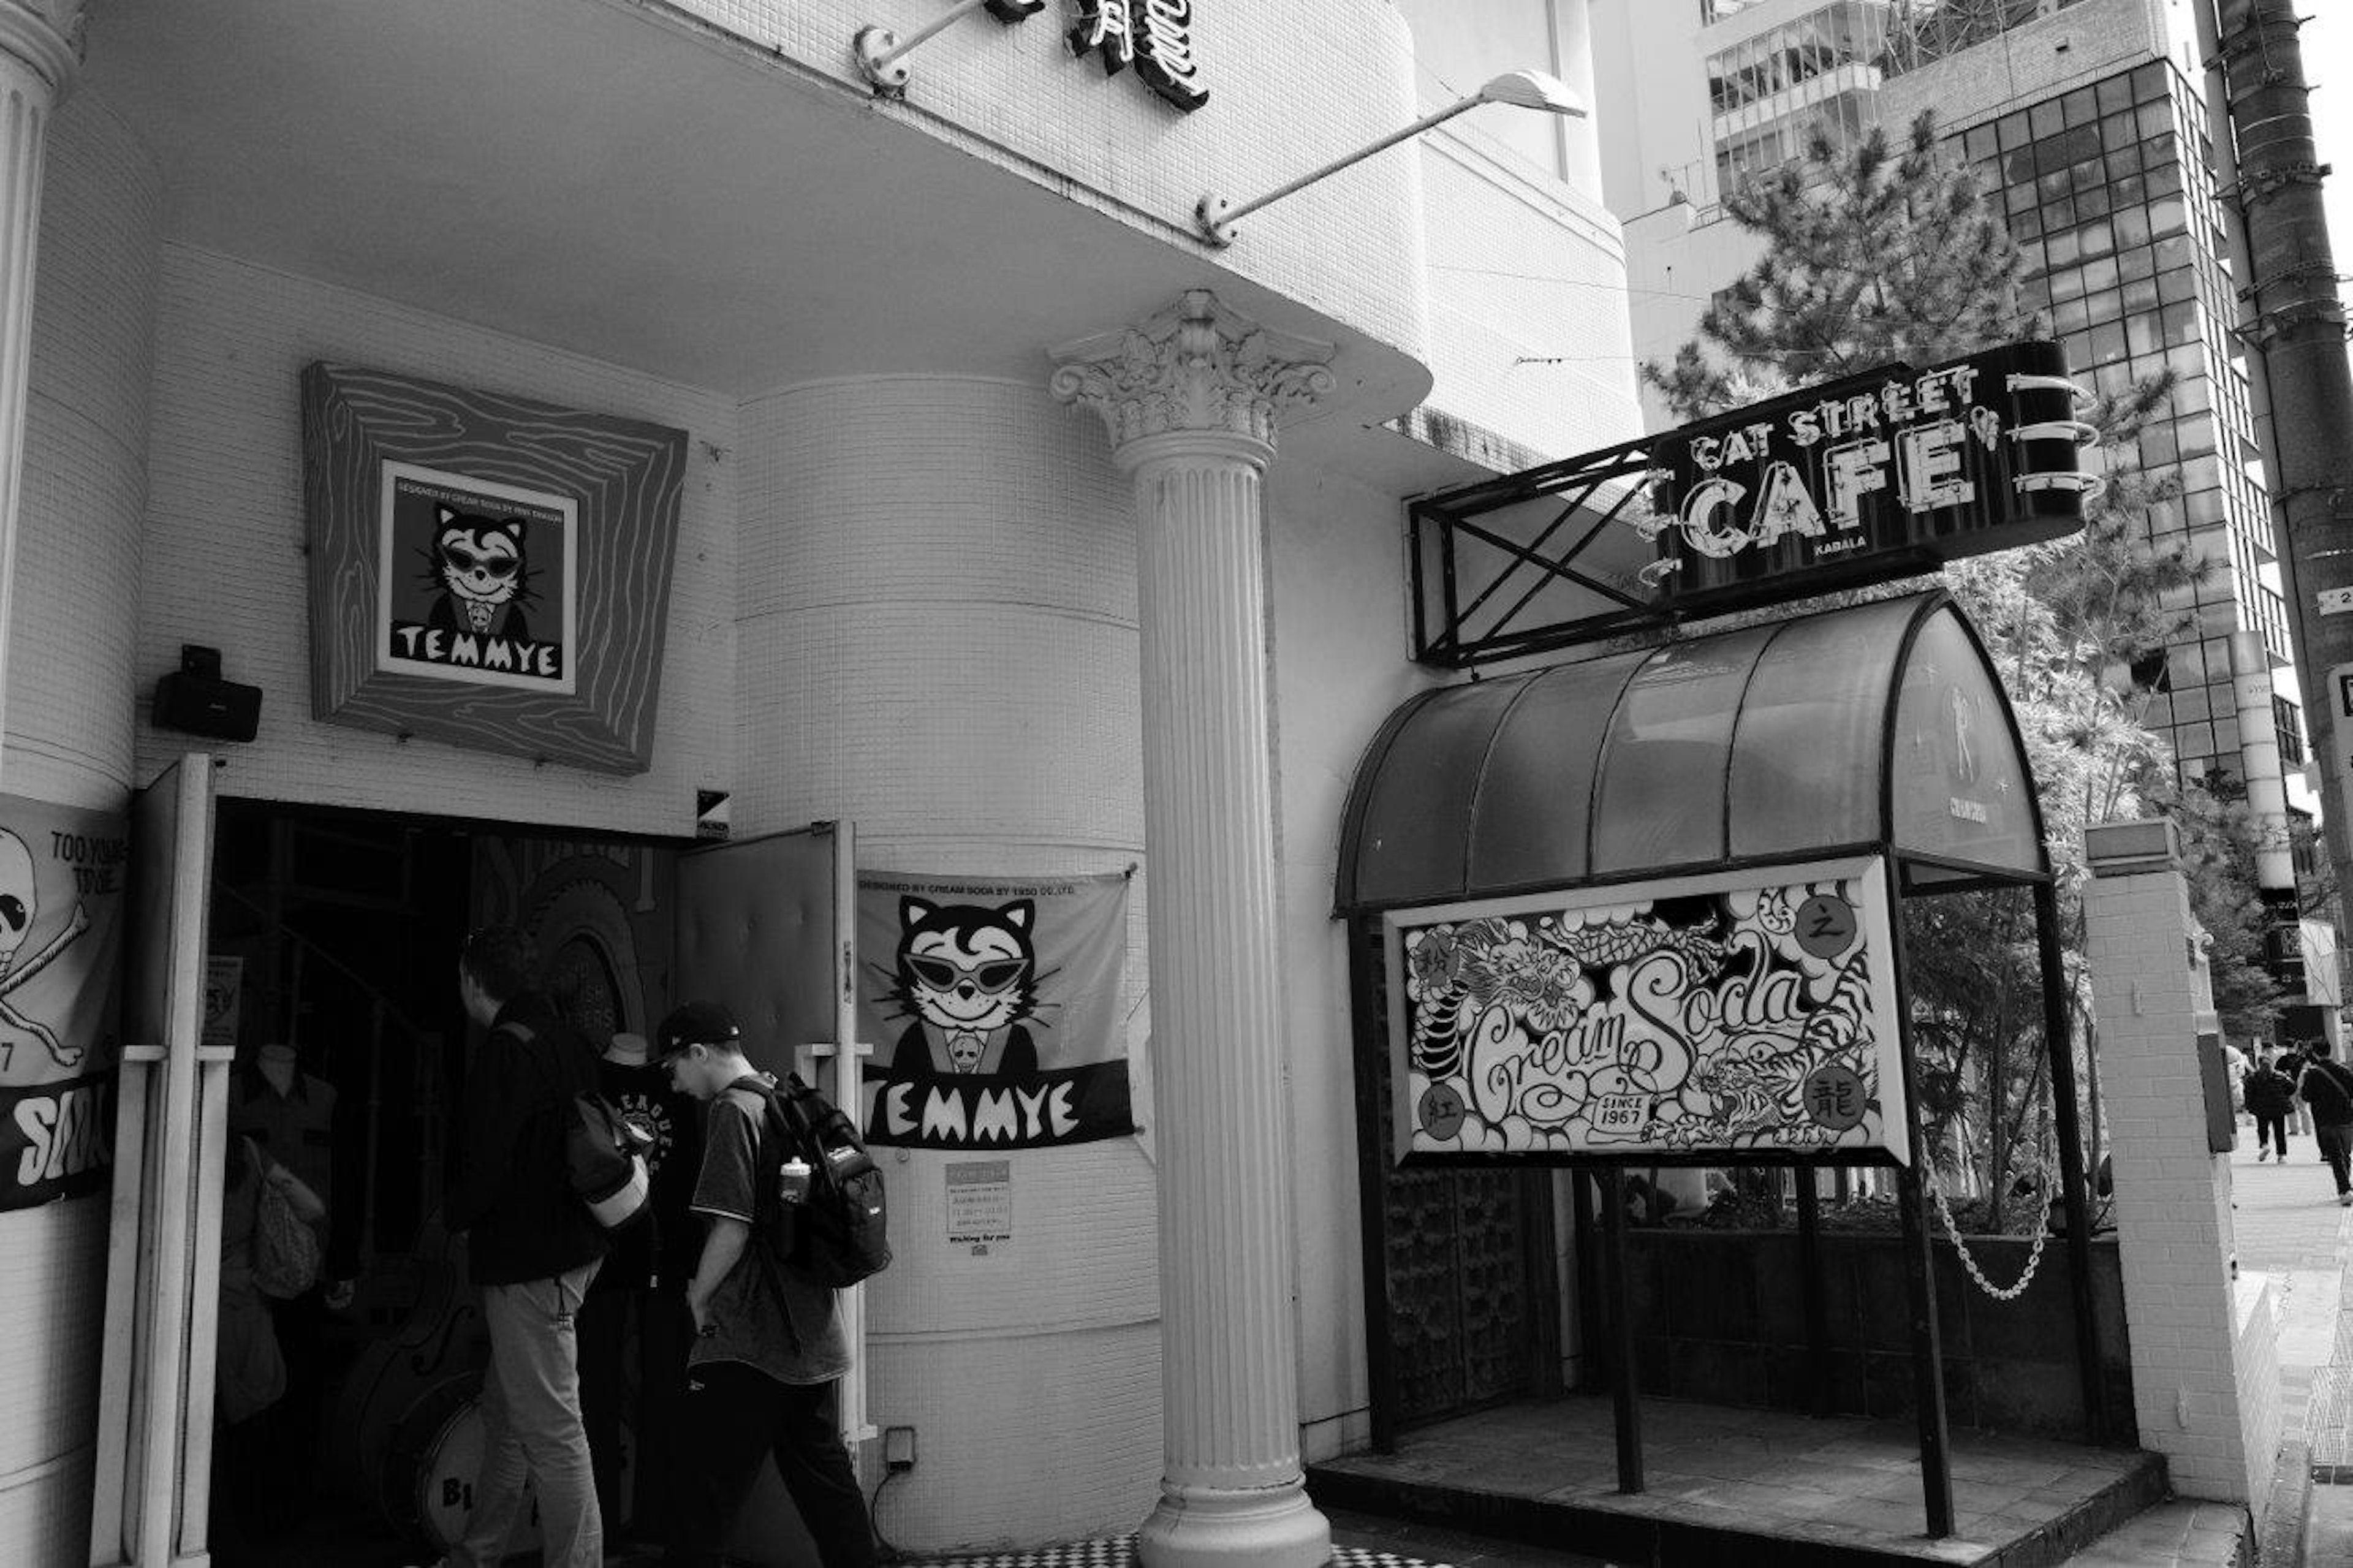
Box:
[153,644,260,743]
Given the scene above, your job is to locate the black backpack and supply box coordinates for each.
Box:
[501,1021,652,1232]
[743,1073,892,1288]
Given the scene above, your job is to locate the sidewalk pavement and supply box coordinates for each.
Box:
[2223,1119,2353,1565]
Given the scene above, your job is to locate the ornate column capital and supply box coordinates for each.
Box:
[1049,288,1335,466]
[0,0,83,97]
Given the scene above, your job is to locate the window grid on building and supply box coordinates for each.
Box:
[1957,59,2282,775]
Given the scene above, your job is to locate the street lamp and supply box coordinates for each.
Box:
[1194,69,1588,246]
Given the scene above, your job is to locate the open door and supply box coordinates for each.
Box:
[90,756,221,1568]
[673,820,868,1447]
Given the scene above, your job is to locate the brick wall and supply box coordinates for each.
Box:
[0,90,160,1568]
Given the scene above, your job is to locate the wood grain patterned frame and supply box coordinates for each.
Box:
[301,362,689,775]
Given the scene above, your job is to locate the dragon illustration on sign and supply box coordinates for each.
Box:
[1393,862,1904,1161]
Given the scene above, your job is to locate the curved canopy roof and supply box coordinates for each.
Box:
[1337,593,2047,912]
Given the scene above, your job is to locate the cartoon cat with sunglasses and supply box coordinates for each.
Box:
[885,896,1042,1076]
[422,504,534,640]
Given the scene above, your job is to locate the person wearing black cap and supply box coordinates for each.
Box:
[652,1001,874,1568]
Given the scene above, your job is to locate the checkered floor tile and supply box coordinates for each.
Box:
[909,1536,1439,1568]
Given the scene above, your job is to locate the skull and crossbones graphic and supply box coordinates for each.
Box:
[0,830,89,1067]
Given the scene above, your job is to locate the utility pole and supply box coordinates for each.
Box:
[2215,0,2353,944]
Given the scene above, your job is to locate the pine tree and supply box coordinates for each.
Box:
[1643,109,2279,1229]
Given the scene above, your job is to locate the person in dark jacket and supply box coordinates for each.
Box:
[2245,1051,2296,1163]
[422,926,609,1568]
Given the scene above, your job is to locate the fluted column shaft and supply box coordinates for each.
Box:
[0,1,80,787]
[1053,293,1334,1568]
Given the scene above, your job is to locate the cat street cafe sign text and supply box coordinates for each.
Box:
[1640,339,2095,616]
[987,0,1205,111]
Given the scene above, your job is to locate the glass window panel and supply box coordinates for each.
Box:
[2133,62,2167,103]
[2136,100,2172,140]
[2117,242,2155,281]
[1464,650,1651,893]
[1348,678,1523,906]
[2146,161,2183,197]
[2162,299,2202,345]
[2031,99,2066,138]
[1891,610,2042,874]
[2156,266,2197,304]
[2055,296,2093,335]
[2078,183,2113,219]
[2150,194,2187,237]
[2181,454,2222,491]
[2122,275,2161,312]
[1999,110,2031,146]
[2173,374,2211,413]
[1966,124,1998,163]
[2050,266,2088,303]
[2045,227,2082,267]
[2090,320,2129,363]
[1592,627,1779,874]
[2178,417,2216,458]
[2097,75,2135,117]
[2112,203,2151,249]
[2082,252,2121,294]
[2078,217,2115,257]
[2110,142,2144,178]
[2063,86,2098,127]
[2014,205,2045,240]
[2007,181,2039,214]
[2140,423,2179,464]
[2090,356,2129,393]
[2048,195,2077,227]
[1729,601,1914,858]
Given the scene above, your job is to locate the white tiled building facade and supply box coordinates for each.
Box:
[0,2,1639,1564]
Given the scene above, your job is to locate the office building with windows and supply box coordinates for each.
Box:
[1592,0,2323,977]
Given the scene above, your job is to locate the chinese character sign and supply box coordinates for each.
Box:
[1387,858,1908,1163]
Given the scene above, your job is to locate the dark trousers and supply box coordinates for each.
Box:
[2319,1122,2353,1195]
[2257,1110,2290,1158]
[664,1363,874,1568]
[578,1285,695,1540]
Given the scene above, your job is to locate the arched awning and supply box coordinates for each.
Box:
[1337,592,2047,912]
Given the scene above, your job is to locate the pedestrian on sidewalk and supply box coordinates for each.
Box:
[2246,1051,2297,1162]
[2285,1042,2318,1140]
[2294,1040,2353,1207]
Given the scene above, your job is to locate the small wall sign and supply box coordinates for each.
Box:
[945,1158,1014,1249]
[377,463,578,694]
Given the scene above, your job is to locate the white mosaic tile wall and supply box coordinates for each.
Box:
[0,91,161,1568]
[737,376,1159,1547]
[137,248,740,836]
[654,0,1431,365]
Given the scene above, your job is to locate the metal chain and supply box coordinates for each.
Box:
[1927,1161,2055,1302]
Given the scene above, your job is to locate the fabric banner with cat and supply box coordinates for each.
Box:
[855,871,1134,1150]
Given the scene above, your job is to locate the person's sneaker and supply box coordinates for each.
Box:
[2259,1149,2270,1162]
[2339,1192,2351,1207]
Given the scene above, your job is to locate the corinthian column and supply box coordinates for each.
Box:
[1051,290,1335,1568]
[0,0,80,778]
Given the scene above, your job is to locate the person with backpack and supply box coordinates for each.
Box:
[2296,1038,2353,1207]
[651,1000,876,1568]
[2244,1051,2297,1163]
[418,926,610,1568]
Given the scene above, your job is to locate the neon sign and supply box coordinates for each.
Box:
[1640,340,2093,610]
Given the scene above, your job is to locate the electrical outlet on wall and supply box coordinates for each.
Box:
[884,1425,917,1472]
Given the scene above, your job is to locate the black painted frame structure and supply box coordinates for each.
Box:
[1336,592,2107,1541]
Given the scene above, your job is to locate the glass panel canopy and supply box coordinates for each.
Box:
[1337,593,2047,911]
